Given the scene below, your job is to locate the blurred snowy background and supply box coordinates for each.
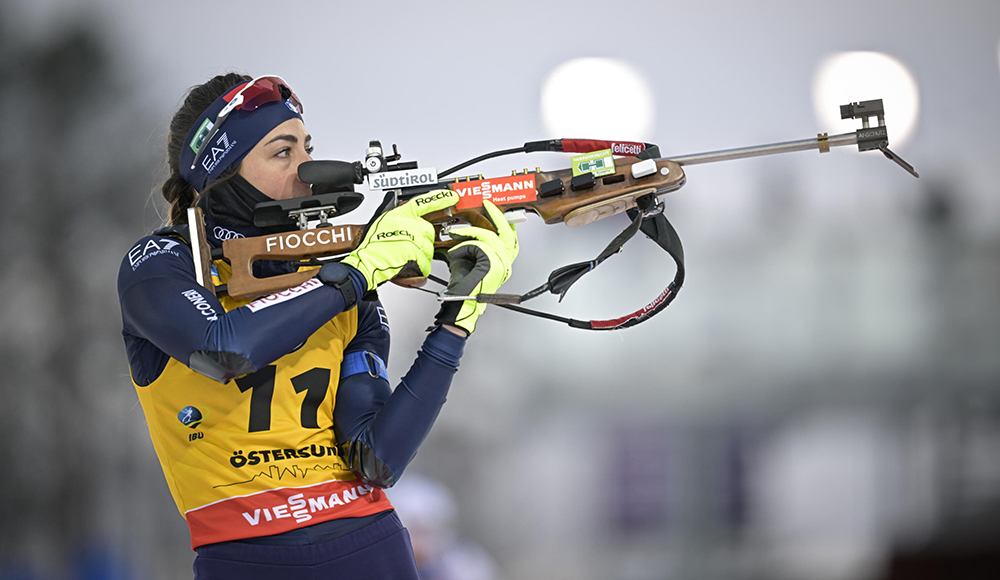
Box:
[1,1,999,579]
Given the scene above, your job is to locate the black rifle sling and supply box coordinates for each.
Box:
[518,194,651,302]
[452,194,686,331]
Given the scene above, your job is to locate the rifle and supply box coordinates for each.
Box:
[188,99,917,331]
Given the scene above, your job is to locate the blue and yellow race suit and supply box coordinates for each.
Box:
[117,220,465,549]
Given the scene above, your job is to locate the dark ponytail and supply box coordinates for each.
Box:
[162,72,251,225]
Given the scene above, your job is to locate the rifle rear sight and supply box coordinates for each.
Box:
[365,140,413,174]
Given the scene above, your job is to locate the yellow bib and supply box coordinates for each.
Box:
[133,259,392,548]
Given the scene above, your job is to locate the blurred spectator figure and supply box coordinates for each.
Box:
[391,475,499,580]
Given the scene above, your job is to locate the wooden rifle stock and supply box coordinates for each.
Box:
[195,157,685,299]
[221,224,365,299]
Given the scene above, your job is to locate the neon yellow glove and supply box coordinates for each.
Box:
[342,189,459,291]
[435,200,519,334]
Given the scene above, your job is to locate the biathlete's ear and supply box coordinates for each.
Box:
[399,189,460,218]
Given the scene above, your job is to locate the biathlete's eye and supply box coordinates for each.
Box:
[275,147,291,158]
[305,145,314,155]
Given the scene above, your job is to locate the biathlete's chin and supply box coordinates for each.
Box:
[289,184,313,199]
[265,183,312,200]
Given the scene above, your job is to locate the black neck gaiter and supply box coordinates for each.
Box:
[198,173,272,228]
[196,174,297,277]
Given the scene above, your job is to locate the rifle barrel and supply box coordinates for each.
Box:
[661,131,858,166]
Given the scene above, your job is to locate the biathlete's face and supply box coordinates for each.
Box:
[238,118,314,200]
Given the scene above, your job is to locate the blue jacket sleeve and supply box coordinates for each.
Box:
[118,235,366,384]
[333,316,466,488]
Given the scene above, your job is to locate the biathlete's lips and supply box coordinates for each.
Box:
[179,76,304,192]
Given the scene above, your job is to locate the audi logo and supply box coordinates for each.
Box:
[213,226,245,240]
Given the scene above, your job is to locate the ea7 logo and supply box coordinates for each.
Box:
[128,238,182,270]
[201,132,235,172]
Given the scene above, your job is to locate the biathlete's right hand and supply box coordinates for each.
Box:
[341,189,459,291]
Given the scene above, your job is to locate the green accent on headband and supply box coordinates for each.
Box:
[189,118,215,154]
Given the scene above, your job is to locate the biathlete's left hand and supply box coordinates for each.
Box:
[435,200,519,335]
[342,189,460,291]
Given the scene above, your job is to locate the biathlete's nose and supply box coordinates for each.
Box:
[295,158,313,183]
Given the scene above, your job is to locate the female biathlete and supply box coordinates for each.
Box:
[117,73,517,579]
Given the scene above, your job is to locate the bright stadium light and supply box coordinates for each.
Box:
[812,51,920,148]
[540,58,655,140]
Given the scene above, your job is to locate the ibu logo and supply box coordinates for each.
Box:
[178,406,204,429]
